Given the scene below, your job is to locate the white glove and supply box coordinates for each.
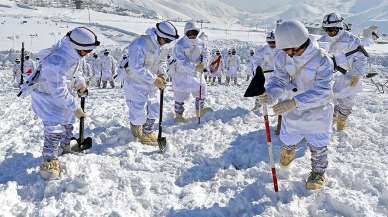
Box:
[154,77,167,89]
[273,99,297,115]
[75,108,86,119]
[258,92,272,104]
[75,83,87,94]
[350,75,360,87]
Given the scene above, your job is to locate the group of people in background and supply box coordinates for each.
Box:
[15,12,368,191]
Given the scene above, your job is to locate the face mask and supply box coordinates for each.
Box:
[104,53,109,56]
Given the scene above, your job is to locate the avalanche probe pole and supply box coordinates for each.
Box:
[263,104,279,192]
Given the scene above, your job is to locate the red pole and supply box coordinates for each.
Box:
[263,104,279,192]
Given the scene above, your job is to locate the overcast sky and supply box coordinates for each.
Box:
[222,0,286,12]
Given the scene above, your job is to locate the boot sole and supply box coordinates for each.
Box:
[40,170,60,180]
[140,141,159,146]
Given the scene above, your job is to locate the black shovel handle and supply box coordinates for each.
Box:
[78,89,88,145]
[158,89,164,140]
[79,96,85,145]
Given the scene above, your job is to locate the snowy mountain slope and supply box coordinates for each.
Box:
[222,0,388,32]
[10,0,388,33]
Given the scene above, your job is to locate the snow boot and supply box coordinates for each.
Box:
[130,124,143,138]
[337,116,347,131]
[110,81,115,88]
[139,133,158,146]
[226,77,230,86]
[175,113,188,123]
[252,100,261,112]
[280,146,296,168]
[233,77,238,86]
[40,159,60,180]
[306,172,325,190]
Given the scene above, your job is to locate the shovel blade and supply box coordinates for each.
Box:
[79,137,93,151]
[158,137,167,153]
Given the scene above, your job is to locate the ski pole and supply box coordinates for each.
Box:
[263,104,279,192]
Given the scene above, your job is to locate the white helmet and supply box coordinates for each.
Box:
[322,13,344,28]
[67,27,100,51]
[184,21,200,35]
[266,31,275,42]
[155,21,179,41]
[275,20,309,50]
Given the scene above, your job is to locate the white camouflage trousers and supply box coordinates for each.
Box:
[280,132,330,173]
[43,123,74,160]
[334,96,355,118]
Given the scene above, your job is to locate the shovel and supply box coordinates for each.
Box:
[158,88,167,153]
[69,90,92,152]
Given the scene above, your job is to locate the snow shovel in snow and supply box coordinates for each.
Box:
[69,90,92,152]
[158,88,167,153]
[244,68,279,192]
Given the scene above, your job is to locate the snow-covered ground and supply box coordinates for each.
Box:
[1,57,388,216]
[1,2,388,217]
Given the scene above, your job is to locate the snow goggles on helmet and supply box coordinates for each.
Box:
[66,27,101,49]
[156,22,179,40]
[323,16,343,25]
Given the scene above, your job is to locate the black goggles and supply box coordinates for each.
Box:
[186,30,199,37]
[163,37,173,44]
[323,27,340,33]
